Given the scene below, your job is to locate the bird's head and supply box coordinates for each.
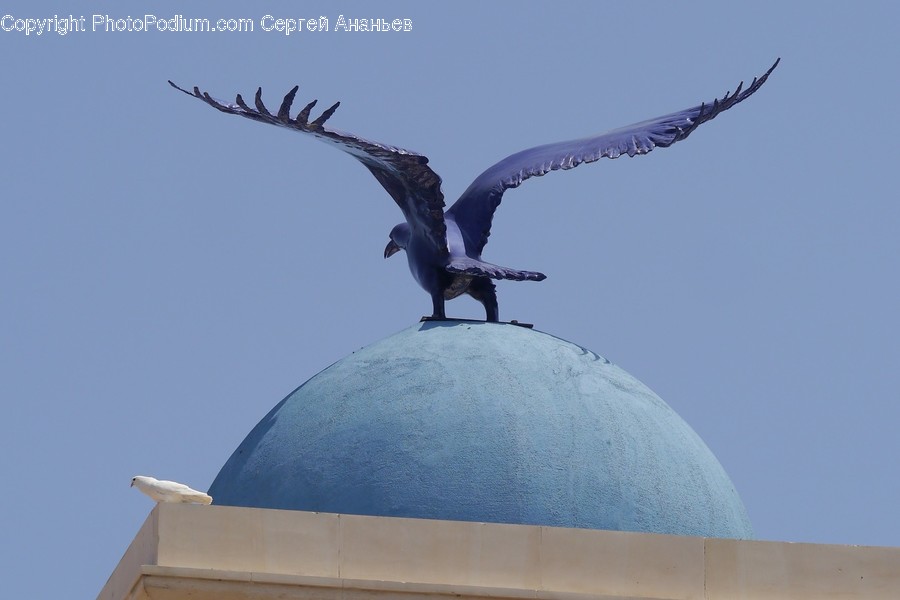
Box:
[131,475,151,488]
[384,222,410,259]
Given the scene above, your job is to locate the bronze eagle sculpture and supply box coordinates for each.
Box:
[170,59,778,322]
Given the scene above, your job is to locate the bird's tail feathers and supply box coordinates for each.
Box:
[447,257,546,282]
[185,492,213,505]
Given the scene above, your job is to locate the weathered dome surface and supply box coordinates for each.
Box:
[210,321,752,538]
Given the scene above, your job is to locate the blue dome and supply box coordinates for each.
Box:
[210,321,752,538]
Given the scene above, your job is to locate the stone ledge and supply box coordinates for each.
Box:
[99,504,900,600]
[137,566,659,600]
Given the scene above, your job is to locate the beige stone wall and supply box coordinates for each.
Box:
[100,504,900,600]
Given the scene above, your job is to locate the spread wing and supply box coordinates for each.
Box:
[447,59,780,254]
[169,81,448,256]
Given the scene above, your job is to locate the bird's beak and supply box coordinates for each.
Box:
[384,239,401,258]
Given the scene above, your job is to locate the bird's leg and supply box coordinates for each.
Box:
[467,277,499,323]
[430,290,446,320]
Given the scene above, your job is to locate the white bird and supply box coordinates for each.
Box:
[130,475,213,505]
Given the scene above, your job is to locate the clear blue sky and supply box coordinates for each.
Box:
[2,2,899,597]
